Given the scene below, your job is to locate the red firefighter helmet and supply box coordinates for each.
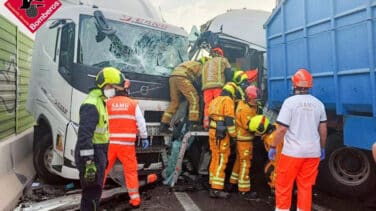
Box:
[291,68,313,88]
[212,47,224,57]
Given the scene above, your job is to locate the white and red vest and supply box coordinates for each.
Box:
[107,96,138,145]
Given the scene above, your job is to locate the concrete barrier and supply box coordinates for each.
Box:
[0,128,35,211]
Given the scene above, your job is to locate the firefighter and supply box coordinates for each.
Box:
[202,47,232,129]
[231,69,264,114]
[74,67,123,211]
[270,68,327,211]
[248,115,283,192]
[232,70,249,101]
[103,78,149,208]
[160,60,203,133]
[229,85,260,200]
[207,82,237,198]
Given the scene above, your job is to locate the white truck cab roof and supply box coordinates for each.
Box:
[57,0,187,36]
[205,9,270,49]
[62,0,161,20]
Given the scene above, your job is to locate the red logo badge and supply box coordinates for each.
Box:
[4,0,62,33]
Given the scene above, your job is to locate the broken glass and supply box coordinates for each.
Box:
[78,15,188,76]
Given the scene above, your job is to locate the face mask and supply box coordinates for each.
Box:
[103,88,115,98]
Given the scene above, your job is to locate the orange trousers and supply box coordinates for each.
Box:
[229,141,253,192]
[208,128,231,190]
[275,154,320,211]
[203,88,222,127]
[161,76,199,123]
[104,144,140,206]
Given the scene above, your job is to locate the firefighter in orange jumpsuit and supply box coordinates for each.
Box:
[103,78,149,208]
[229,85,260,199]
[270,69,327,211]
[202,47,232,129]
[248,115,283,192]
[207,82,237,198]
[160,60,203,132]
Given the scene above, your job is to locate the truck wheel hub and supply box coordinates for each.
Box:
[329,147,370,186]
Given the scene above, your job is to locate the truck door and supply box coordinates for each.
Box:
[38,21,74,122]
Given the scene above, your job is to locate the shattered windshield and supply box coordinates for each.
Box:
[78,15,188,76]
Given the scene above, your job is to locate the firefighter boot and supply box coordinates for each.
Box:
[209,189,230,199]
[239,191,258,201]
[159,123,171,134]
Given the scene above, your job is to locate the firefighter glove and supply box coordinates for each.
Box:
[83,160,97,185]
[142,139,149,149]
[320,148,325,161]
[268,147,276,160]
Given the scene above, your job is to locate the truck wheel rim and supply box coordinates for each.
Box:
[329,147,370,186]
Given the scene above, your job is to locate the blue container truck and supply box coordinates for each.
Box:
[265,0,376,197]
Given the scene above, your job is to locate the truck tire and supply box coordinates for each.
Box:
[33,133,65,184]
[317,142,376,197]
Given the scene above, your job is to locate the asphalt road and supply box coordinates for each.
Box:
[19,174,373,211]
[99,174,368,211]
[99,184,364,211]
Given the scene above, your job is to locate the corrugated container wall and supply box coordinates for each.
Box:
[266,0,376,118]
[0,15,34,140]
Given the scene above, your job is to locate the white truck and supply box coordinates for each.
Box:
[26,0,188,183]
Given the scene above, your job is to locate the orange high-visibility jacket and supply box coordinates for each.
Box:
[235,100,257,141]
[107,96,138,143]
[202,57,231,90]
[208,95,236,138]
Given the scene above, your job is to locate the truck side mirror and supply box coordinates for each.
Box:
[93,10,116,35]
[49,19,66,29]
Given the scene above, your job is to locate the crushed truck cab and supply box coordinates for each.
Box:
[26,0,188,183]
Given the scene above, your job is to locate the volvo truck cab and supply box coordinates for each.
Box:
[26,0,188,183]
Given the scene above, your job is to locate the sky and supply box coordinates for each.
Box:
[0,0,277,38]
[149,0,277,32]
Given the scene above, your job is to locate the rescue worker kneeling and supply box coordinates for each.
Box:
[103,77,149,208]
[248,115,283,193]
[208,82,237,198]
[229,85,260,200]
[75,67,123,211]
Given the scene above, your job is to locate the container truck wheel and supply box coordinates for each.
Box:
[33,133,65,184]
[318,146,376,197]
